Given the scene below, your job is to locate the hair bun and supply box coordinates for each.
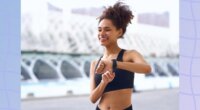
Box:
[98,2,134,38]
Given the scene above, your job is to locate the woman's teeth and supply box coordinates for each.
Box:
[100,37,108,42]
[100,36,108,40]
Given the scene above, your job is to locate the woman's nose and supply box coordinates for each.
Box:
[99,30,105,36]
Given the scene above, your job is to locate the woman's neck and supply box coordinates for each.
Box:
[103,43,121,58]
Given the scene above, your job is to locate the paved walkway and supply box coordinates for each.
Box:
[22,88,179,110]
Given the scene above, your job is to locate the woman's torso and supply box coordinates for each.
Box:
[98,88,132,110]
[94,49,134,110]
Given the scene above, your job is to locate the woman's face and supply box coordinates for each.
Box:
[98,19,122,46]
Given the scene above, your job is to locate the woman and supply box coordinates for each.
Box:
[89,2,151,110]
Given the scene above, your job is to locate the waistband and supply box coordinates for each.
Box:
[96,105,132,110]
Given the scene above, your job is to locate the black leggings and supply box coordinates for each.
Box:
[96,105,132,110]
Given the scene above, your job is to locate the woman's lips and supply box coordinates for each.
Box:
[99,36,108,42]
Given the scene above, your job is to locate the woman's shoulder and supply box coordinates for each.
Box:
[90,60,97,67]
[123,49,144,61]
[90,56,102,67]
[124,49,141,55]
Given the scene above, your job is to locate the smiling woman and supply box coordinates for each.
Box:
[89,1,151,110]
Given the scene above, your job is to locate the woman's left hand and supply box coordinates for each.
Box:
[96,59,113,74]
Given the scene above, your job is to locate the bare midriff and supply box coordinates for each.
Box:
[98,88,132,110]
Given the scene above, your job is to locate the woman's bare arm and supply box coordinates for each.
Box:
[89,60,115,103]
[117,50,151,74]
[98,50,151,74]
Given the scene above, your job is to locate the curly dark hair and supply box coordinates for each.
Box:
[98,1,134,38]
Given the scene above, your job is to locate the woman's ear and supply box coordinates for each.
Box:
[118,28,123,38]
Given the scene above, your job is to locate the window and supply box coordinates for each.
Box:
[33,60,58,80]
[61,61,82,79]
[21,66,31,81]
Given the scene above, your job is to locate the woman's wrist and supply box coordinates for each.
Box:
[100,80,109,85]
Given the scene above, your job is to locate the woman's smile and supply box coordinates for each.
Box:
[99,35,109,42]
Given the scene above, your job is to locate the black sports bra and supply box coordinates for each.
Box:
[94,49,135,93]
